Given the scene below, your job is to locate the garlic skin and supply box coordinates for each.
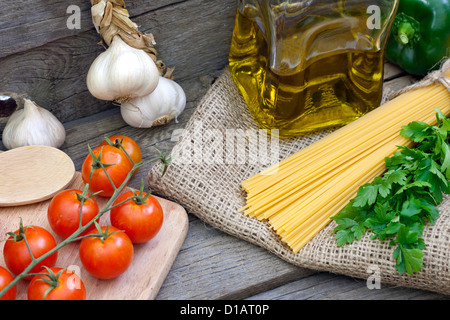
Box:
[120,76,186,128]
[2,99,66,150]
[86,35,160,102]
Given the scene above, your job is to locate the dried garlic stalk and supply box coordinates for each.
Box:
[90,0,174,79]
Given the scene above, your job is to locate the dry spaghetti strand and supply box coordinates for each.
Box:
[240,83,450,253]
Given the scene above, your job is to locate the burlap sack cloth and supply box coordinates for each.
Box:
[148,67,450,296]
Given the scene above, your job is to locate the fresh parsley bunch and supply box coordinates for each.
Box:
[331,108,450,275]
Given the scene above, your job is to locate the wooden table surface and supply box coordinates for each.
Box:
[2,62,447,300]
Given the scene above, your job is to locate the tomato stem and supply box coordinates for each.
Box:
[88,223,125,243]
[87,145,115,181]
[5,218,27,242]
[102,135,136,166]
[33,267,65,300]
[155,147,173,177]
[0,145,170,298]
[73,185,99,204]
[103,136,124,149]
[6,219,38,262]
[128,179,152,205]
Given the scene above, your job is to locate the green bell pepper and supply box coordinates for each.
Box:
[385,0,450,76]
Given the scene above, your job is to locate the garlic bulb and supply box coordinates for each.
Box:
[2,99,66,150]
[86,35,160,102]
[120,76,186,128]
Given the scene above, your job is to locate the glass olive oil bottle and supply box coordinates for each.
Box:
[229,0,398,138]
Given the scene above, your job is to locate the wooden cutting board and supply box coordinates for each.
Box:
[0,146,76,207]
[0,173,189,300]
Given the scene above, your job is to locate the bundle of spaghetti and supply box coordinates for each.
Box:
[240,83,450,253]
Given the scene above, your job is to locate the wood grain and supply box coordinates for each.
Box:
[0,172,189,300]
[0,0,198,59]
[0,145,75,207]
[0,0,236,125]
[246,272,449,300]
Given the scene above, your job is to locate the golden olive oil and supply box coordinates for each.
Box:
[229,5,387,138]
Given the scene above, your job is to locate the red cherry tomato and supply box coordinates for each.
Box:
[47,189,100,239]
[100,135,142,168]
[27,267,86,300]
[3,223,58,278]
[110,190,164,244]
[0,266,16,300]
[79,226,133,280]
[81,145,133,197]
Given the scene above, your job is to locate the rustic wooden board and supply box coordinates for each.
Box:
[0,0,200,59]
[0,172,189,300]
[0,0,236,125]
[247,272,449,300]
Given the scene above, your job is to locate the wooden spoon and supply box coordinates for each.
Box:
[0,145,75,207]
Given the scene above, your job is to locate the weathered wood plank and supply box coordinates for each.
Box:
[383,60,407,80]
[0,32,109,125]
[135,0,236,79]
[246,272,449,300]
[0,0,236,124]
[0,0,220,59]
[0,0,91,59]
[155,217,316,300]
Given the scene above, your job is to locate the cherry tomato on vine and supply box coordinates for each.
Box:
[100,135,142,169]
[81,145,133,197]
[27,267,86,300]
[79,226,133,280]
[3,221,58,278]
[0,266,16,300]
[47,189,100,239]
[110,190,164,244]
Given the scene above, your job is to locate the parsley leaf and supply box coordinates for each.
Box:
[392,225,425,275]
[331,109,449,275]
[400,121,431,142]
